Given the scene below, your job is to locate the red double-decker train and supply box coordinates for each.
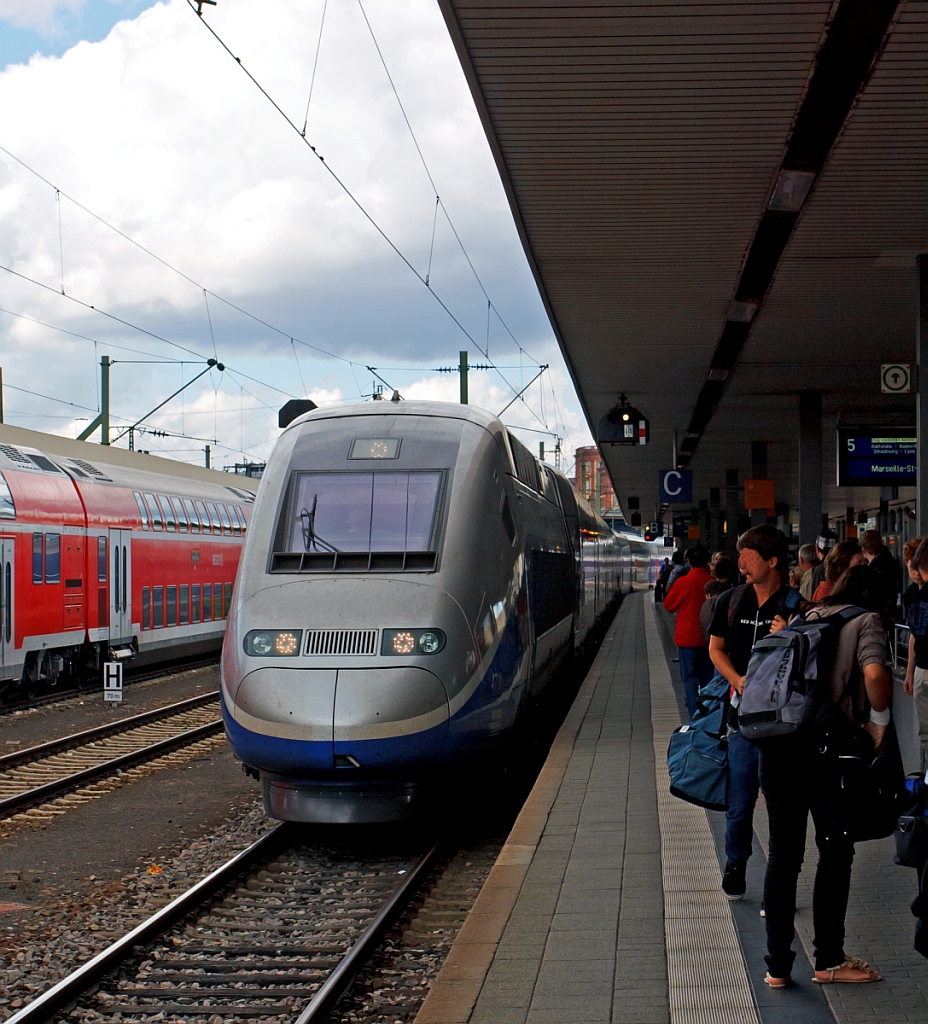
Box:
[0,424,258,699]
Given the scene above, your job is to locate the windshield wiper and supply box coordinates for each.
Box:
[300,495,339,553]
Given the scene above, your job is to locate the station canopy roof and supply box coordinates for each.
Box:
[438,0,928,524]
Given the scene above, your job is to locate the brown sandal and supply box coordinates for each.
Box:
[813,957,881,984]
[764,974,790,988]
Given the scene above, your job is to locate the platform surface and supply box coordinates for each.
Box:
[415,592,928,1024]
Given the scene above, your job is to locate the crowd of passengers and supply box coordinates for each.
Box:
[659,525,926,989]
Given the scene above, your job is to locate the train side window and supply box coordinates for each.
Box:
[223,582,232,619]
[218,503,233,535]
[194,499,210,533]
[142,587,151,630]
[97,536,107,582]
[152,586,164,627]
[144,493,163,531]
[166,585,177,626]
[159,494,176,532]
[0,471,15,519]
[237,505,248,533]
[191,584,201,623]
[228,505,242,535]
[179,585,189,625]
[203,583,212,621]
[113,547,120,610]
[134,491,149,530]
[183,498,200,533]
[32,533,43,584]
[171,496,188,532]
[45,534,60,584]
[205,501,222,535]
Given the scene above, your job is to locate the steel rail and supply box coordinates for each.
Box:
[294,840,442,1023]
[6,832,441,1024]
[3,823,292,1024]
[0,718,224,820]
[0,691,221,770]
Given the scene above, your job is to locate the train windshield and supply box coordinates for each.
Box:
[285,472,441,553]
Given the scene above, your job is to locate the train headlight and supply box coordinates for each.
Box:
[244,629,303,657]
[381,629,446,656]
[418,632,441,654]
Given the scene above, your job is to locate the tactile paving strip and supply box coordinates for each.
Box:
[646,601,760,1024]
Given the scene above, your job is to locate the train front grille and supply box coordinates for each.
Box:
[304,629,379,656]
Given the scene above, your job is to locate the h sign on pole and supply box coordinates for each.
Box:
[103,661,123,703]
[659,469,693,504]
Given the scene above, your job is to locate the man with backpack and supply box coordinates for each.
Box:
[708,526,799,901]
[745,564,891,988]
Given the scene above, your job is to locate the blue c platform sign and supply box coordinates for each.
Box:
[659,469,692,504]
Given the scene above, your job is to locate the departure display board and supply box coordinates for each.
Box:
[837,427,916,486]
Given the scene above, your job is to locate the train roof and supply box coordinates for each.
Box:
[282,400,503,435]
[0,423,258,497]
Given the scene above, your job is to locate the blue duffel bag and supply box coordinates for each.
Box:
[667,676,730,812]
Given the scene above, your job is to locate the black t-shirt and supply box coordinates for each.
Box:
[709,584,790,677]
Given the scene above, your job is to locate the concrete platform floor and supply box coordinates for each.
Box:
[415,592,928,1024]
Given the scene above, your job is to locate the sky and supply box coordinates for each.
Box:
[0,0,594,475]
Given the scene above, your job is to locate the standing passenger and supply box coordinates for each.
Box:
[655,557,672,603]
[860,529,903,613]
[708,526,797,901]
[663,546,714,717]
[904,538,928,763]
[761,565,889,987]
[797,543,820,601]
[812,541,864,602]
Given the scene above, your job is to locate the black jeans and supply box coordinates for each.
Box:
[759,739,855,978]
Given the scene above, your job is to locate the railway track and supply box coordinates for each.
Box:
[0,657,220,717]
[6,825,441,1024]
[0,692,223,820]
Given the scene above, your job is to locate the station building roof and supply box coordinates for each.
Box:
[438,0,928,526]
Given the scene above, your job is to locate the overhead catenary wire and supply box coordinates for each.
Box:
[184,1,533,404]
[354,0,541,366]
[301,0,328,137]
[0,143,357,370]
[0,263,295,403]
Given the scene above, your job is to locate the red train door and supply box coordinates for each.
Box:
[110,530,132,642]
[0,539,14,679]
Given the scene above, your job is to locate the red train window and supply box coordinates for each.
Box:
[183,498,200,534]
[45,535,60,584]
[205,501,222,535]
[97,537,107,582]
[32,534,42,584]
[134,491,149,530]
[203,583,212,621]
[218,503,233,535]
[195,499,210,533]
[152,586,164,627]
[191,584,201,622]
[159,495,176,532]
[144,493,163,531]
[171,496,188,533]
[142,587,150,630]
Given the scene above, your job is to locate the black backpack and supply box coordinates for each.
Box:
[738,605,865,743]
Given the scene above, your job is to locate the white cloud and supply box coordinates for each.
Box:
[0,0,592,472]
[0,0,84,33]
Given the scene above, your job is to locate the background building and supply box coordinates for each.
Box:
[575,447,618,513]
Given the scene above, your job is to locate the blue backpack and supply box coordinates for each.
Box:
[667,676,731,812]
[738,606,865,743]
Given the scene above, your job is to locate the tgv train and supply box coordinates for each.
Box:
[0,424,257,698]
[223,401,663,823]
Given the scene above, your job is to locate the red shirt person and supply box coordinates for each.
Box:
[663,545,714,716]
